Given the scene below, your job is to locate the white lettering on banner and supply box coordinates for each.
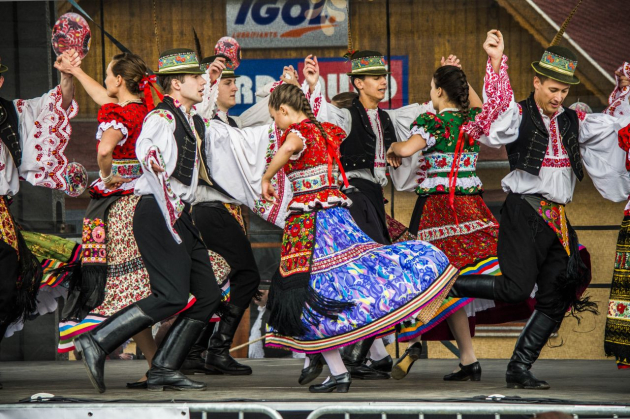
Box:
[236,76,254,105]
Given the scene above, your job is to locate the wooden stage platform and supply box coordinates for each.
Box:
[0,358,629,409]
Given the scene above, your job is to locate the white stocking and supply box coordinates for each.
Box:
[368,338,389,362]
[322,348,348,377]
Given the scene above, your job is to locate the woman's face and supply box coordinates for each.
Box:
[429,78,441,105]
[104,61,120,98]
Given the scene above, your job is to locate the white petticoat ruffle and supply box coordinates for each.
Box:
[417,175,483,190]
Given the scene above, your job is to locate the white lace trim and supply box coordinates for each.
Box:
[288,195,352,214]
[96,120,129,146]
[417,175,483,190]
[417,219,497,242]
[410,125,437,150]
[288,129,308,161]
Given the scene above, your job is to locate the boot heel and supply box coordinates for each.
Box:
[147,385,165,392]
[471,373,481,381]
[336,382,351,393]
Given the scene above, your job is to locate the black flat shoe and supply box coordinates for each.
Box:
[126,381,148,389]
[443,362,482,381]
[391,342,422,380]
[369,355,393,373]
[346,363,390,380]
[309,372,352,393]
[298,353,324,385]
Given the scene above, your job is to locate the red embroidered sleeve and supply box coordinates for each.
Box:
[462,54,513,141]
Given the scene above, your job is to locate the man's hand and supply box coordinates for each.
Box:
[303,54,320,92]
[261,178,278,203]
[280,65,300,87]
[484,30,504,74]
[386,146,402,168]
[151,162,165,173]
[441,54,461,68]
[616,69,630,88]
[208,57,226,83]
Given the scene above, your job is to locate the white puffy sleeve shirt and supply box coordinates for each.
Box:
[467,55,630,204]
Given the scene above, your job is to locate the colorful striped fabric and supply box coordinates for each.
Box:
[398,256,502,341]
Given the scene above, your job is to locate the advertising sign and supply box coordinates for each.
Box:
[230,56,408,115]
[226,0,349,49]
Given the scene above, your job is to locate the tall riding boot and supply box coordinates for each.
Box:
[342,337,389,380]
[205,304,252,375]
[181,323,217,375]
[0,322,7,390]
[449,275,496,299]
[147,316,208,391]
[506,310,559,390]
[74,304,154,393]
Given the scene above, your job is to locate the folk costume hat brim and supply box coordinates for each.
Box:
[531,45,580,85]
[0,65,7,74]
[199,55,240,78]
[156,48,205,75]
[346,50,391,76]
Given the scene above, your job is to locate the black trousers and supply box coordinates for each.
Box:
[0,239,18,343]
[192,203,261,309]
[133,196,220,323]
[345,178,391,245]
[494,193,572,320]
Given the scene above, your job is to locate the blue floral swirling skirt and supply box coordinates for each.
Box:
[266,206,458,353]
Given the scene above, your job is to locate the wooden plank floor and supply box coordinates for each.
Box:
[0,359,629,407]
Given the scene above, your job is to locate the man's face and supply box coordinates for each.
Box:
[0,75,4,90]
[356,75,387,103]
[217,78,238,111]
[174,74,206,106]
[533,76,571,117]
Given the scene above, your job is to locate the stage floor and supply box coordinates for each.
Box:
[0,359,628,408]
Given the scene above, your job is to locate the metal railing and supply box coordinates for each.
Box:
[305,403,630,419]
[190,403,284,419]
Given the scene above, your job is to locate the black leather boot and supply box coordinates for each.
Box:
[505,310,559,390]
[449,275,496,299]
[74,305,154,393]
[309,372,352,393]
[342,337,389,380]
[298,353,324,385]
[392,342,422,380]
[147,316,208,391]
[181,324,218,375]
[0,322,6,390]
[205,304,252,375]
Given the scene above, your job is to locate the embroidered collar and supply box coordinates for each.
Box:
[439,107,459,114]
[536,103,564,122]
[165,94,197,116]
[216,109,229,124]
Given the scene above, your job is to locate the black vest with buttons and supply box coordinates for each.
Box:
[507,93,583,181]
[155,97,233,197]
[340,98,397,173]
[0,97,22,168]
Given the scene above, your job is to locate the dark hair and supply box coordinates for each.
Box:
[350,75,365,92]
[269,83,328,141]
[534,73,550,84]
[433,65,470,123]
[110,53,149,95]
[332,91,359,109]
[158,73,187,94]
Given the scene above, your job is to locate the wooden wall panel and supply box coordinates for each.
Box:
[61,0,608,119]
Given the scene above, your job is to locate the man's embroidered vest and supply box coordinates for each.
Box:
[340,98,397,173]
[507,93,583,180]
[0,97,22,167]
